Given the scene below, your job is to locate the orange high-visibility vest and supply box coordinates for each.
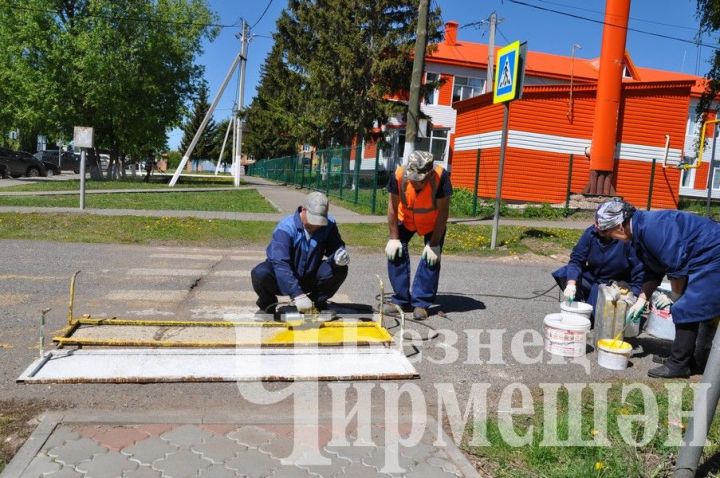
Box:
[395,165,444,235]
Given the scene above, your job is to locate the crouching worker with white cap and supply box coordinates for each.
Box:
[251,191,349,316]
[385,151,452,320]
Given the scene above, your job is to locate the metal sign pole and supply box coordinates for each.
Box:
[490,102,510,249]
[79,149,86,210]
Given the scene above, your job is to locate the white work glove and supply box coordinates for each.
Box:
[421,244,442,267]
[563,283,577,303]
[293,293,313,313]
[626,296,647,324]
[334,248,350,266]
[653,291,680,310]
[385,239,402,261]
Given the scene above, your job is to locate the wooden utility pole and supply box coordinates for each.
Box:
[403,0,430,161]
[486,12,497,93]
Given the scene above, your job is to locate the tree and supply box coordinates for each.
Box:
[696,0,720,119]
[0,0,217,176]
[245,36,305,159]
[179,83,218,169]
[246,0,442,154]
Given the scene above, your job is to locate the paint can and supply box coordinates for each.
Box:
[596,339,632,370]
[544,313,591,357]
[560,301,593,321]
[646,301,676,341]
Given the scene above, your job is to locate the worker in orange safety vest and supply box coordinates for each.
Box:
[384,150,452,320]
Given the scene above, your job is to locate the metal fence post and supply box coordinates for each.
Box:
[326,150,331,196]
[353,143,362,205]
[647,157,657,210]
[372,147,380,214]
[564,153,574,215]
[472,148,481,216]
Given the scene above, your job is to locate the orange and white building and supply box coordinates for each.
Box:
[354,18,717,208]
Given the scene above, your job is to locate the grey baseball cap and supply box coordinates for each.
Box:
[595,198,635,231]
[404,151,435,181]
[304,191,329,226]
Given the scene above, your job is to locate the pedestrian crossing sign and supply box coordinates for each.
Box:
[493,41,522,104]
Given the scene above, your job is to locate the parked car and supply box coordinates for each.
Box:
[0,148,47,178]
[34,150,78,173]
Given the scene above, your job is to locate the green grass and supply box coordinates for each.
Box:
[0,213,582,254]
[288,183,593,221]
[0,176,241,192]
[0,189,276,213]
[464,382,720,478]
[678,198,720,220]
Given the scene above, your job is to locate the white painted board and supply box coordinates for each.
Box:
[17,347,418,383]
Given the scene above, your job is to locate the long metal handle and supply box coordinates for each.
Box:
[67,271,80,325]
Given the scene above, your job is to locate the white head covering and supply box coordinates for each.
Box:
[595,198,635,231]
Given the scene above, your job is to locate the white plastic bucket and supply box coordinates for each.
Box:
[597,339,632,370]
[560,301,593,320]
[544,313,591,357]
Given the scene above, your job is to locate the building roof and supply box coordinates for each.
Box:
[428,25,707,96]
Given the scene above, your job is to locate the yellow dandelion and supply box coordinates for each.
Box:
[594,461,605,471]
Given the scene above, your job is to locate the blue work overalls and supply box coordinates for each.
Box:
[552,225,644,318]
[251,208,347,312]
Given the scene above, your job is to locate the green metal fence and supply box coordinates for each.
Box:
[247,145,389,214]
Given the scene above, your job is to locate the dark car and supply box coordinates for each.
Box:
[34,150,79,174]
[0,148,47,178]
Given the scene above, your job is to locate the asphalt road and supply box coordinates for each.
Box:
[0,240,673,416]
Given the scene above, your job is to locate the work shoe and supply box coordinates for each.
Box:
[254,308,277,321]
[382,303,410,316]
[647,364,691,379]
[413,307,429,321]
[652,354,668,365]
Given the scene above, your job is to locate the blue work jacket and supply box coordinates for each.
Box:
[631,210,720,323]
[564,226,644,296]
[266,208,345,298]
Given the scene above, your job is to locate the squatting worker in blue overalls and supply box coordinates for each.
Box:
[251,191,349,316]
[385,151,452,320]
[598,198,720,379]
[552,202,644,326]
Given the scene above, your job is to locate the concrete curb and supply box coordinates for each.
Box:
[2,410,480,477]
[0,412,62,478]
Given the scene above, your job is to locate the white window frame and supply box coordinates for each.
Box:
[680,165,696,189]
[452,75,485,102]
[424,72,440,105]
[712,167,720,190]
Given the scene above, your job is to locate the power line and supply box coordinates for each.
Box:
[250,0,273,30]
[508,0,717,49]
[496,25,511,45]
[536,0,699,32]
[0,1,239,28]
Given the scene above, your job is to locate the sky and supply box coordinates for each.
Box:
[167,0,717,149]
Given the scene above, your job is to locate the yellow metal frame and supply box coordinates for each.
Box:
[53,319,392,348]
[684,119,720,170]
[59,271,394,348]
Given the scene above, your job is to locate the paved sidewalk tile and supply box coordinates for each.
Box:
[9,417,480,478]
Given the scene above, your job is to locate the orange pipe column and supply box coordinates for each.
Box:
[587,0,631,195]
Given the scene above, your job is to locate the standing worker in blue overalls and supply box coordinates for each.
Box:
[251,191,350,317]
[597,198,720,378]
[384,151,452,320]
[552,203,645,325]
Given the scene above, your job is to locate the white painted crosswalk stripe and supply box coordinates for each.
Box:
[212,270,251,278]
[195,291,257,302]
[107,290,187,302]
[149,253,222,261]
[128,268,207,277]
